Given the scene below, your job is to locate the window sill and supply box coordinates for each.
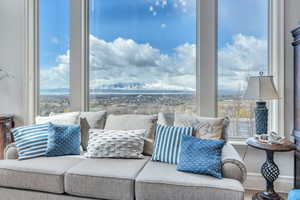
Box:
[228,139,247,146]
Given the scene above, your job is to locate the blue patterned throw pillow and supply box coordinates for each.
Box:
[177,134,225,178]
[151,124,194,164]
[45,123,80,157]
[13,123,49,160]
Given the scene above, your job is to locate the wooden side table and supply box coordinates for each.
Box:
[0,115,14,160]
[246,137,295,200]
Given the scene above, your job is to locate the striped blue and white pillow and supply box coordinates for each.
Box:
[151,124,194,164]
[13,123,49,160]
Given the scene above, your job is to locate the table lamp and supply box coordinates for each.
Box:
[244,72,279,135]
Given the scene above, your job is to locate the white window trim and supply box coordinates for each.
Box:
[24,0,285,139]
[268,0,285,136]
[24,0,39,125]
[199,0,218,117]
[70,0,89,112]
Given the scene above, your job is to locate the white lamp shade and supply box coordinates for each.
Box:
[244,75,279,100]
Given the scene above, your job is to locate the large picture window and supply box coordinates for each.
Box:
[39,0,70,116]
[34,0,280,139]
[88,0,197,114]
[217,0,269,138]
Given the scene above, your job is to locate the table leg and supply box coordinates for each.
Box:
[252,150,284,200]
[0,121,5,160]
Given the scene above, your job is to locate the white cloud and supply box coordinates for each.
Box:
[149,6,154,12]
[161,24,167,28]
[40,35,195,91]
[40,34,267,93]
[218,34,267,92]
[148,0,195,16]
[40,50,70,90]
[88,35,195,91]
[51,37,59,44]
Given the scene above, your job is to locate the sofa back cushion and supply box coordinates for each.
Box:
[104,114,157,155]
[78,111,107,129]
[36,112,79,125]
[158,112,175,126]
[49,111,107,128]
[151,124,194,164]
[174,113,229,140]
[76,111,107,151]
[12,123,49,160]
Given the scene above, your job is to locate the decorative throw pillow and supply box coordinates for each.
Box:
[177,134,225,179]
[50,111,107,151]
[174,113,228,140]
[12,123,49,160]
[36,112,79,125]
[45,123,81,157]
[151,124,194,164]
[85,129,146,159]
[104,114,157,156]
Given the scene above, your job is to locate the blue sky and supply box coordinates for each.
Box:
[39,0,268,92]
[218,0,268,47]
[40,0,69,69]
[89,0,196,54]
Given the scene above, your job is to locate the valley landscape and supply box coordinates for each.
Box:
[40,90,255,138]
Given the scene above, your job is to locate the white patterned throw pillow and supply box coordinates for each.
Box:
[174,113,228,140]
[85,129,146,159]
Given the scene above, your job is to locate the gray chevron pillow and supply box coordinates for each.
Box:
[85,129,146,159]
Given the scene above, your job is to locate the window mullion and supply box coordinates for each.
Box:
[199,0,218,117]
[25,0,39,124]
[268,0,285,135]
[70,0,89,112]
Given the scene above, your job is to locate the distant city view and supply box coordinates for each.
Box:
[39,90,255,139]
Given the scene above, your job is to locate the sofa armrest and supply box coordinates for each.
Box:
[4,143,18,160]
[222,143,247,183]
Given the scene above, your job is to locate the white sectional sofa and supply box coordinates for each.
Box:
[0,113,247,200]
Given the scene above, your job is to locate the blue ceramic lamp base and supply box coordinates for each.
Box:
[255,101,268,135]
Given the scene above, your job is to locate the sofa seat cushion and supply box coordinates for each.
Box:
[135,161,244,200]
[0,156,84,194]
[65,157,150,200]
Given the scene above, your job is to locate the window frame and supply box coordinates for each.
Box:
[24,0,39,124]
[268,0,285,136]
[69,0,89,112]
[25,0,285,139]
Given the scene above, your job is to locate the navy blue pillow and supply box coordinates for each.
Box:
[177,134,225,179]
[45,123,81,157]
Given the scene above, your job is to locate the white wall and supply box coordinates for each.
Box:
[0,0,299,193]
[0,0,26,125]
